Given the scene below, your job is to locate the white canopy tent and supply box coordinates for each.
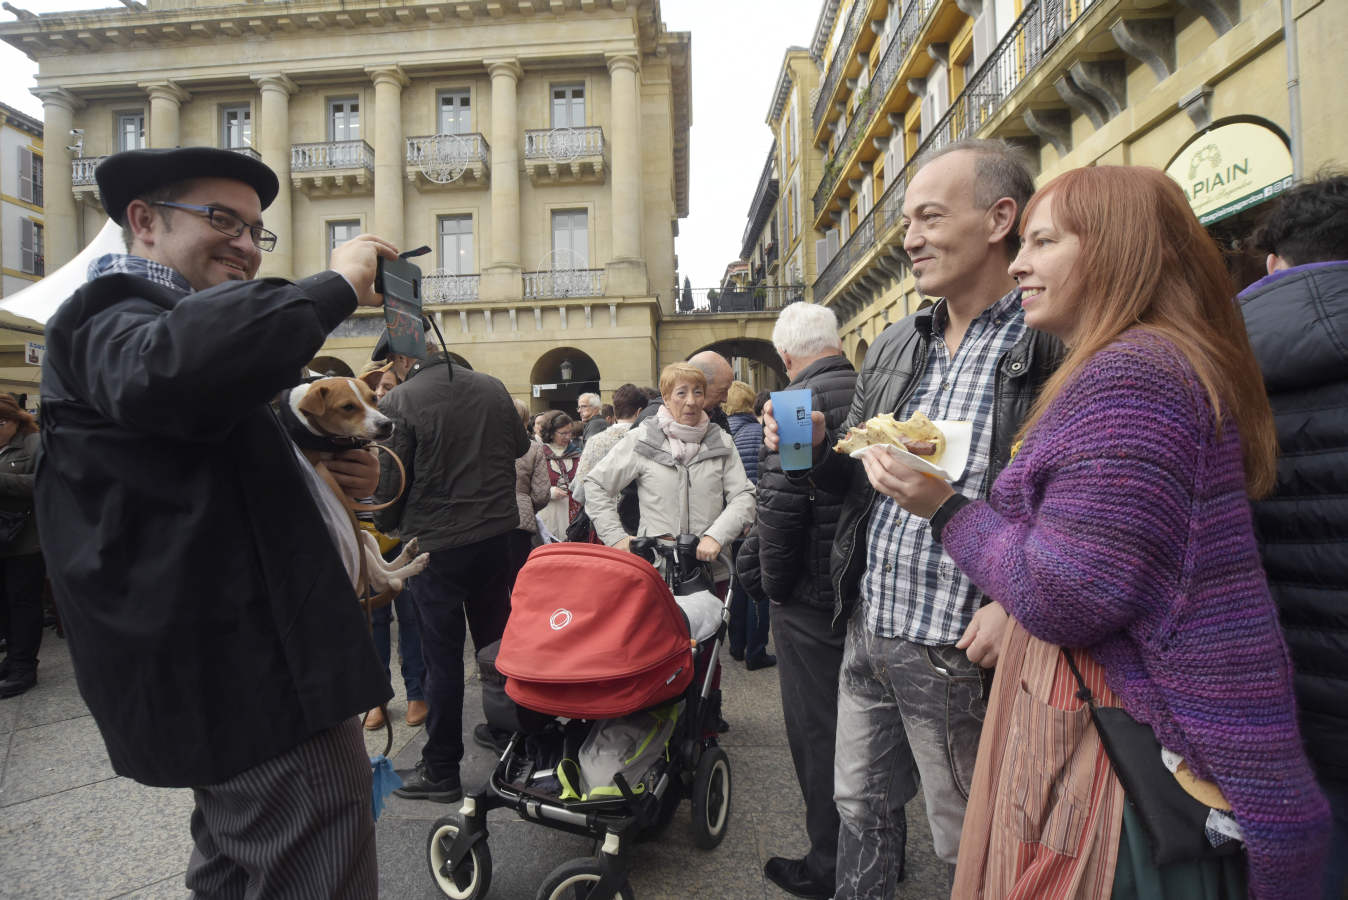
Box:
[0,219,123,327]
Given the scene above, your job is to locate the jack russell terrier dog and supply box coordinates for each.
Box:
[280,376,428,609]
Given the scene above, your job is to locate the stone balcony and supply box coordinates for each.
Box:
[523,127,606,185]
[405,133,490,190]
[523,268,605,300]
[290,139,374,196]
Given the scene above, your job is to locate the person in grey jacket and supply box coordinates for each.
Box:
[1239,172,1348,900]
[374,353,528,802]
[0,395,43,698]
[583,362,754,585]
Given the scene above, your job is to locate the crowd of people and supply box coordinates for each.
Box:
[7,138,1344,899]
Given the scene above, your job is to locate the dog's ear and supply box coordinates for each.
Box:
[297,384,330,418]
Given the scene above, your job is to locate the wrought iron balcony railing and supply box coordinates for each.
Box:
[812,0,877,136]
[524,268,605,300]
[72,156,107,186]
[813,0,932,218]
[290,140,374,173]
[674,285,805,315]
[406,133,490,182]
[814,0,1099,301]
[423,272,480,303]
[523,126,605,162]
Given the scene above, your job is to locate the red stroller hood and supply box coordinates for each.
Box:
[496,543,694,719]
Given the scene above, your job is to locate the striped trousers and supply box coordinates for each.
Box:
[185,717,377,899]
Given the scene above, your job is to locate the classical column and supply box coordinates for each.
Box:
[252,73,297,279]
[482,58,523,302]
[366,66,408,249]
[141,81,190,148]
[604,53,647,296]
[34,88,83,269]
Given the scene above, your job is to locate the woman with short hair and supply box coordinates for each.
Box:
[583,363,755,583]
[871,166,1328,898]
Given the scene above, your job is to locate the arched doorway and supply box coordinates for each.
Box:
[689,338,787,390]
[530,347,601,414]
[853,339,869,371]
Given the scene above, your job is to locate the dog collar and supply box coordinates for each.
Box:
[276,388,372,454]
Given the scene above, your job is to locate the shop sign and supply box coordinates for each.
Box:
[1166,121,1294,225]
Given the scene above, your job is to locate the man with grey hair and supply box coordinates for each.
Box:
[751,302,858,899]
[765,139,1061,897]
[576,391,607,441]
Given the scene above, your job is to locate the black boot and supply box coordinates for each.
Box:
[0,666,36,698]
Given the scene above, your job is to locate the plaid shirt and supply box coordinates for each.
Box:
[88,253,193,296]
[861,288,1026,645]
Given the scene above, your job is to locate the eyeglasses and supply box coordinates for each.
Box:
[152,202,278,252]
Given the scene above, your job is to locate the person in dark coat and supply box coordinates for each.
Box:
[0,395,44,698]
[375,350,529,801]
[747,302,858,898]
[35,147,394,896]
[1239,173,1348,900]
[725,380,772,668]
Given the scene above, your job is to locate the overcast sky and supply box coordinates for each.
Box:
[1,0,823,289]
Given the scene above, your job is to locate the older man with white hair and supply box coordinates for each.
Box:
[748,302,858,898]
[576,391,607,442]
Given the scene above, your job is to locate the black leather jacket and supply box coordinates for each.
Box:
[810,303,1062,623]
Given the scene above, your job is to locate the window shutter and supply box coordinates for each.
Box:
[20,219,34,273]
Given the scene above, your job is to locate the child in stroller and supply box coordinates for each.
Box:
[425,535,732,900]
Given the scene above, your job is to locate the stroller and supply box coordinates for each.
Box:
[425,536,732,900]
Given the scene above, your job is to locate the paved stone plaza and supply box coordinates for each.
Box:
[0,624,946,899]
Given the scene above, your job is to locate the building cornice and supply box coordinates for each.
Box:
[0,0,663,60]
[0,101,41,137]
[766,47,810,125]
[809,0,842,59]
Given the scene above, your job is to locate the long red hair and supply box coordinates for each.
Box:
[1016,166,1277,497]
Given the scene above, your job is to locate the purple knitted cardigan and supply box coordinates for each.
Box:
[941,332,1328,898]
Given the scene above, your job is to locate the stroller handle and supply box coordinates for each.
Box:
[628,534,718,594]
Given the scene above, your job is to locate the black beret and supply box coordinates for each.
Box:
[96,147,280,226]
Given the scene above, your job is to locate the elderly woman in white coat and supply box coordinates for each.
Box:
[583,362,755,585]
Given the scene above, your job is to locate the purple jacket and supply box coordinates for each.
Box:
[942,333,1328,898]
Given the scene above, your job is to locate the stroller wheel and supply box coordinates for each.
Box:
[536,857,636,900]
[690,746,731,849]
[427,815,493,899]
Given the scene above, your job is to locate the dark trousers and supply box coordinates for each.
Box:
[370,588,424,702]
[774,601,846,887]
[1,553,45,672]
[505,528,535,593]
[186,718,376,899]
[727,542,769,659]
[408,533,512,779]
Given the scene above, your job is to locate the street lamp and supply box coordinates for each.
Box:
[559,359,574,382]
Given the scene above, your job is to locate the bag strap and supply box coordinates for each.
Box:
[1060,648,1096,709]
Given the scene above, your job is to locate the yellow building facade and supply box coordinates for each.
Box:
[804,0,1345,362]
[1,0,691,411]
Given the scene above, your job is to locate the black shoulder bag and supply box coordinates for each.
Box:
[1061,648,1241,865]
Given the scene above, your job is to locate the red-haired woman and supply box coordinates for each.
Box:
[0,395,44,697]
[865,166,1328,898]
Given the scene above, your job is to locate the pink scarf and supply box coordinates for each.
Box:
[656,404,710,464]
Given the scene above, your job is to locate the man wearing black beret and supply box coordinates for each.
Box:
[35,147,398,897]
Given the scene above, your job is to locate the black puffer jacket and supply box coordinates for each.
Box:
[1239,261,1348,782]
[755,354,857,610]
[809,304,1062,623]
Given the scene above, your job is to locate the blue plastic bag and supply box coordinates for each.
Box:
[370,755,403,821]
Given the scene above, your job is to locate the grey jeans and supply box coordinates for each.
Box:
[833,612,986,899]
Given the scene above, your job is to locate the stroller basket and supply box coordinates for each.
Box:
[496,544,695,720]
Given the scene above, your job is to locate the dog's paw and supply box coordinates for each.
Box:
[409,552,429,574]
[404,537,419,556]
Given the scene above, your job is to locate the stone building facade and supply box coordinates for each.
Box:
[1,0,691,410]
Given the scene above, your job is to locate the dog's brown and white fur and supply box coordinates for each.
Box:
[285,377,428,608]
